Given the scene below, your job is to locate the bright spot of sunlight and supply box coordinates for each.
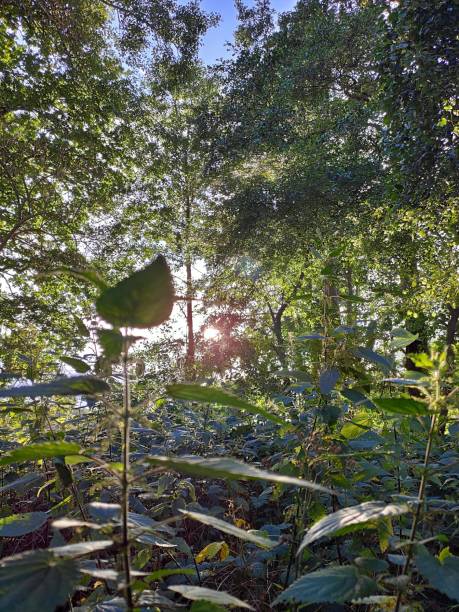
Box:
[203,326,221,340]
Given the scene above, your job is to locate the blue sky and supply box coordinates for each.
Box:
[198,0,298,64]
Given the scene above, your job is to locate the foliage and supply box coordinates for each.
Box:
[0,1,458,611]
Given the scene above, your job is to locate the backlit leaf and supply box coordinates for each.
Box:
[96,255,174,328]
[0,441,82,466]
[61,356,91,373]
[373,397,428,416]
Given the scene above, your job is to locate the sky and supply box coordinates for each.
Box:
[198,0,298,65]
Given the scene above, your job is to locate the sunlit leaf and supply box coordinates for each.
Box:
[0,441,82,466]
[180,510,277,548]
[373,397,428,416]
[195,541,228,563]
[61,356,91,373]
[390,328,418,350]
[169,586,254,610]
[298,502,410,553]
[143,455,332,494]
[166,384,284,425]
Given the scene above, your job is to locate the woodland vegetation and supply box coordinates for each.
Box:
[0,0,458,610]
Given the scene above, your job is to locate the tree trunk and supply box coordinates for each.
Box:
[184,193,195,378]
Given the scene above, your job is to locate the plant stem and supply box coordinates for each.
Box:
[122,334,133,611]
[394,371,440,612]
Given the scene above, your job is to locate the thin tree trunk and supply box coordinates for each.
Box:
[184,193,195,378]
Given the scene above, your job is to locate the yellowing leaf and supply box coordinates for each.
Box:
[195,541,228,564]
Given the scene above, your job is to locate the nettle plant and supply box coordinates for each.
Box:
[0,257,328,611]
[0,257,458,612]
[270,328,459,611]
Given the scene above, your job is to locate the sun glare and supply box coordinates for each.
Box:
[203,326,221,341]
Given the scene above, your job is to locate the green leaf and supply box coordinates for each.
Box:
[61,356,91,373]
[383,376,429,388]
[373,397,428,416]
[96,255,174,328]
[143,455,332,494]
[298,502,410,553]
[390,328,419,350]
[415,545,459,602]
[353,347,393,373]
[0,549,80,612]
[166,383,284,425]
[0,512,48,537]
[319,367,340,395]
[273,565,378,605]
[45,267,108,291]
[74,316,90,337]
[180,510,277,548]
[340,388,374,408]
[97,329,123,360]
[0,441,82,466]
[0,376,109,398]
[168,586,254,610]
[0,472,44,494]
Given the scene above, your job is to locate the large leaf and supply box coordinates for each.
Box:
[0,472,44,494]
[166,384,284,425]
[390,327,419,350]
[373,397,428,416]
[61,356,91,373]
[298,501,410,553]
[96,255,174,328]
[415,545,459,602]
[180,510,277,548]
[319,367,340,395]
[0,549,80,612]
[143,455,332,494]
[169,586,254,610]
[0,441,82,466]
[273,565,377,605]
[0,512,48,537]
[0,376,109,398]
[353,347,393,373]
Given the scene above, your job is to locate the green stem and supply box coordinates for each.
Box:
[122,335,133,611]
[394,372,440,612]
